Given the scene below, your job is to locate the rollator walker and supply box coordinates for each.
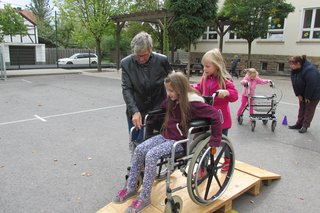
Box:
[127,95,235,212]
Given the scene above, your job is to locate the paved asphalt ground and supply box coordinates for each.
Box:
[0,69,319,213]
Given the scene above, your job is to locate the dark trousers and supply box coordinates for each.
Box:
[296,99,319,128]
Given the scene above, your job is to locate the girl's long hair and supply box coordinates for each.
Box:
[201,48,231,90]
[163,72,194,135]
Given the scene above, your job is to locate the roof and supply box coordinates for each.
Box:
[112,9,173,24]
[18,9,37,25]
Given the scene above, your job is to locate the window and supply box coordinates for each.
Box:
[301,8,320,39]
[229,31,242,40]
[261,17,285,40]
[202,26,217,40]
[261,62,268,71]
[278,63,284,72]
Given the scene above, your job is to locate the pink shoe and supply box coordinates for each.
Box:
[221,158,230,172]
[113,188,137,204]
[125,197,151,213]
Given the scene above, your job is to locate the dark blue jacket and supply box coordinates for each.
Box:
[290,60,320,100]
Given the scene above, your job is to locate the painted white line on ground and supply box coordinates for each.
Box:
[279,101,297,106]
[21,79,32,83]
[34,115,47,122]
[43,104,126,119]
[0,104,126,126]
[0,118,37,126]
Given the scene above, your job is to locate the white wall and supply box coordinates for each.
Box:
[191,0,320,57]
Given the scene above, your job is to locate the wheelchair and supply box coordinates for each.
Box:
[126,97,235,212]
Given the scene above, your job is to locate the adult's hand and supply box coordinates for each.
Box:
[298,95,303,102]
[132,112,142,129]
[305,98,311,103]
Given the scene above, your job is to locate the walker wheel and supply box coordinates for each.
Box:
[238,115,243,125]
[251,120,256,132]
[271,120,277,132]
[164,195,183,213]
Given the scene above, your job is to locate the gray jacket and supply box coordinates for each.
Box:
[121,52,172,118]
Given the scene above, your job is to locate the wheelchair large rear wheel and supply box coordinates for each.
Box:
[187,135,234,205]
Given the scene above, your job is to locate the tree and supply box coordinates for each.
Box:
[0,4,28,42]
[56,0,129,71]
[167,0,218,77]
[27,0,54,43]
[221,0,295,67]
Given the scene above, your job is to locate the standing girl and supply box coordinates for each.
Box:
[193,48,238,172]
[236,68,272,119]
[113,72,222,213]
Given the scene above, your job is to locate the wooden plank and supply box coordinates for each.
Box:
[151,170,260,213]
[97,161,280,213]
[235,161,281,181]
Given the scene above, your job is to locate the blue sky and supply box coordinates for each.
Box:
[0,0,31,8]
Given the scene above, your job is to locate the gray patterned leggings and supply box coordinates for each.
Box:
[126,134,184,201]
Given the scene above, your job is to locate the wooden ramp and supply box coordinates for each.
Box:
[97,161,280,213]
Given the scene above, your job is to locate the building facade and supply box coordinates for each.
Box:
[190,0,320,75]
[0,9,46,67]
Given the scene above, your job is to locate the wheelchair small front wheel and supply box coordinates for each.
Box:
[262,120,268,125]
[126,168,143,191]
[164,195,183,213]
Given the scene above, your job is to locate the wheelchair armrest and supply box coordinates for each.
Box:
[190,119,211,128]
[147,108,166,115]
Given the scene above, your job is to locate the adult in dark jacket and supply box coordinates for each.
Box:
[288,55,320,133]
[121,31,172,144]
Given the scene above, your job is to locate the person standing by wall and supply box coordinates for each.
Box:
[121,31,172,146]
[231,55,239,79]
[288,55,320,133]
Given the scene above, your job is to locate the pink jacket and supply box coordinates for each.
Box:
[193,75,238,129]
[241,74,270,97]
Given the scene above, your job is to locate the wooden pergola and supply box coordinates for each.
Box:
[112,9,174,70]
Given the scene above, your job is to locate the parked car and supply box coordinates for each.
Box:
[58,53,98,65]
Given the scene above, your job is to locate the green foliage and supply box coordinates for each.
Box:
[163,16,169,55]
[221,0,294,43]
[27,0,54,43]
[167,0,218,50]
[221,0,294,65]
[129,0,162,12]
[0,4,28,41]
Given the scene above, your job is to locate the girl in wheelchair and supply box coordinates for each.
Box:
[113,72,222,213]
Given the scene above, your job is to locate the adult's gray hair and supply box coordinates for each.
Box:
[130,31,153,55]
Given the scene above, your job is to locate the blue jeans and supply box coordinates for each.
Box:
[127,115,144,143]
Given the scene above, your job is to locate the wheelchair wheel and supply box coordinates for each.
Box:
[164,195,183,213]
[187,135,235,205]
[271,120,277,132]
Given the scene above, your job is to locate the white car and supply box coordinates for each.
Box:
[58,53,98,65]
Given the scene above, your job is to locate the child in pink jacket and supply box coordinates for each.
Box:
[237,68,272,118]
[193,48,238,172]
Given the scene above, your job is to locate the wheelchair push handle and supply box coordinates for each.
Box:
[203,91,219,105]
